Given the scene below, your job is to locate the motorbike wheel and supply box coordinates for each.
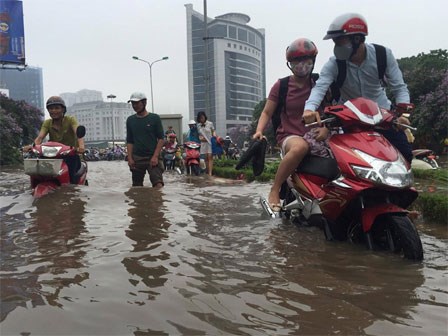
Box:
[191,164,200,176]
[373,214,423,261]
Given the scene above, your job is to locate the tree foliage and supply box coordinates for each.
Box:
[0,94,44,165]
[397,49,448,151]
[248,98,276,146]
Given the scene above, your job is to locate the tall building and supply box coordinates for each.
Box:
[185,4,266,139]
[68,100,134,145]
[60,89,103,108]
[0,65,44,111]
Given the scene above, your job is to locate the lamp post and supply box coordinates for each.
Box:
[107,94,116,147]
[132,56,169,113]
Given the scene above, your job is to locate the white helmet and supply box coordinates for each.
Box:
[323,13,368,40]
[188,120,196,125]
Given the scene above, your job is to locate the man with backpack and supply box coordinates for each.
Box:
[303,13,413,163]
[253,37,329,212]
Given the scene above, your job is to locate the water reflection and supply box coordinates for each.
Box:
[1,189,89,320]
[123,188,170,297]
[268,225,426,335]
[0,165,446,335]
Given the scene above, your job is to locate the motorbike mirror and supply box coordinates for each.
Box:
[76,125,86,138]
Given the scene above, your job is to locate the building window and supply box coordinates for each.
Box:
[248,32,255,45]
[227,43,231,48]
[209,24,227,38]
[229,26,237,39]
[238,28,248,42]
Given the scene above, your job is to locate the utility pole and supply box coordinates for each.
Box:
[107,94,116,147]
[203,0,209,115]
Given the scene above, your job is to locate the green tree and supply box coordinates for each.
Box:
[249,98,276,146]
[397,49,448,151]
[0,94,43,165]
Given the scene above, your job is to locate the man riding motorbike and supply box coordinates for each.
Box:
[23,96,85,184]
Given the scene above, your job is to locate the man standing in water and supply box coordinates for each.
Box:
[126,92,165,187]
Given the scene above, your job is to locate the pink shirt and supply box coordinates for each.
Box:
[268,76,313,144]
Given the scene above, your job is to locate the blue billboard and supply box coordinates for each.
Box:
[0,0,25,64]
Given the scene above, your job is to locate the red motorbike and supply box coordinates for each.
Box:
[183,141,201,175]
[24,126,88,198]
[262,98,423,260]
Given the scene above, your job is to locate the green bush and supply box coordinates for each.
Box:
[412,168,448,182]
[416,193,448,224]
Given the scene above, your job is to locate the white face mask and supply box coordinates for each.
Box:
[289,61,314,77]
[333,43,353,60]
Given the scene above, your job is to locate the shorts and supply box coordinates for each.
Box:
[281,131,332,158]
[131,155,164,187]
[303,128,332,158]
[200,142,212,155]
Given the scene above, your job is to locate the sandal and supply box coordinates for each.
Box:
[270,203,282,212]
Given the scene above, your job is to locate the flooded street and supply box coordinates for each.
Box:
[1,161,447,335]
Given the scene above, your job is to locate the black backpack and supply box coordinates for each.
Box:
[271,73,319,133]
[330,43,387,102]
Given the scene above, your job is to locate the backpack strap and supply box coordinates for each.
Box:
[330,59,346,102]
[271,76,290,133]
[373,43,387,83]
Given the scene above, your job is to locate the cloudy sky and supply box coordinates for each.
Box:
[23,0,446,120]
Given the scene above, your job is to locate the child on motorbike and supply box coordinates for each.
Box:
[253,38,330,212]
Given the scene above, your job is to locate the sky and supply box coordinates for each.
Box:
[22,0,447,122]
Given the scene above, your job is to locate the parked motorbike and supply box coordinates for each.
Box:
[183,141,201,175]
[261,98,423,260]
[227,146,240,160]
[23,126,88,198]
[411,149,439,170]
[84,149,100,161]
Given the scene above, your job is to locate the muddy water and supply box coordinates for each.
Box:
[0,161,447,335]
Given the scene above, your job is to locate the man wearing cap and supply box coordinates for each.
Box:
[126,92,165,187]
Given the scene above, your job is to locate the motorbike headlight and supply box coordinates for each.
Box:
[41,146,62,157]
[351,150,413,188]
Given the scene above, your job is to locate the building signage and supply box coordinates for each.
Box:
[0,0,25,64]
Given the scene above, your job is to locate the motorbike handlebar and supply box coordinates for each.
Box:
[304,117,336,128]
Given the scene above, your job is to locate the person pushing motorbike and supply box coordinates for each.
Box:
[24,96,85,184]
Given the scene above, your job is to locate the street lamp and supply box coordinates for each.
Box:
[132,56,169,113]
[107,94,116,147]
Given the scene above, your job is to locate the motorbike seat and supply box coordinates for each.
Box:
[297,156,340,181]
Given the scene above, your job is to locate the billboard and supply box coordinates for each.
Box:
[0,0,25,64]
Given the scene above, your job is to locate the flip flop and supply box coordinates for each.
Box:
[270,203,282,212]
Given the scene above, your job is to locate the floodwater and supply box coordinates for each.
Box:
[0,161,447,335]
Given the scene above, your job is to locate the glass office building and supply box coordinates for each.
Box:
[0,65,44,111]
[185,4,266,138]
